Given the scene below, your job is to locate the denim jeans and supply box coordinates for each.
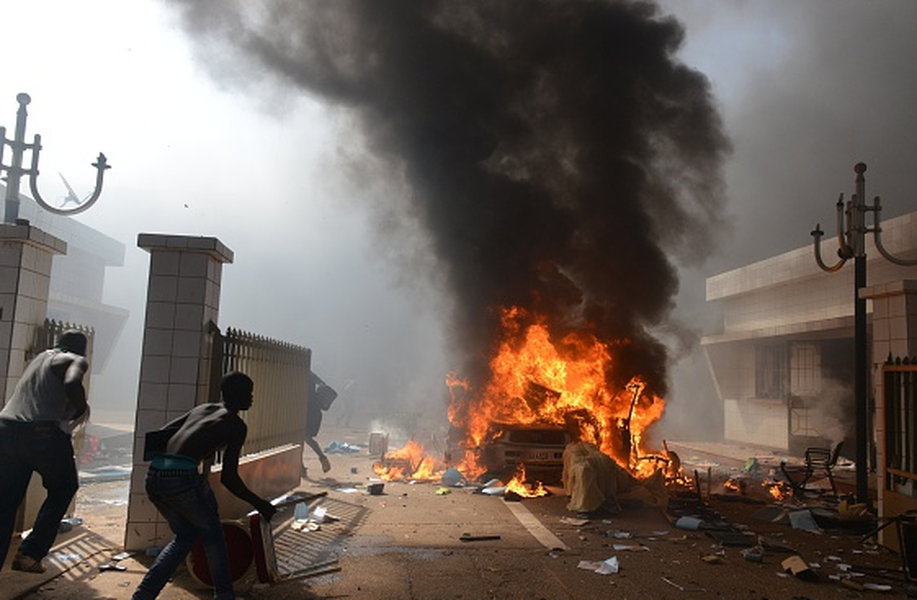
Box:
[131,469,234,600]
[0,420,79,569]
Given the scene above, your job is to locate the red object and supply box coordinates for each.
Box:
[186,521,254,585]
[249,512,277,583]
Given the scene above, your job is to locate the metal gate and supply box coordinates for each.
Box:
[884,357,917,495]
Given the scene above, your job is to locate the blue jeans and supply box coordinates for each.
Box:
[0,420,79,569]
[131,469,234,600]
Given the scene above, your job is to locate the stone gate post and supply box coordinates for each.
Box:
[0,223,66,403]
[0,223,67,531]
[124,234,233,551]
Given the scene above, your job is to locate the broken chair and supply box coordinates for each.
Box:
[780,442,844,500]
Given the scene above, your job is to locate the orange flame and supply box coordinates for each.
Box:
[763,479,789,501]
[724,478,745,494]
[448,306,666,479]
[373,440,446,482]
[504,464,548,498]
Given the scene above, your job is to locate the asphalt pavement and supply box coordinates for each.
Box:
[1,427,911,600]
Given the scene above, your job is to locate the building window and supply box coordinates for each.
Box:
[756,344,787,399]
[791,343,821,396]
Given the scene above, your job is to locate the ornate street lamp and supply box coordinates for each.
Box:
[812,163,917,505]
[0,92,110,223]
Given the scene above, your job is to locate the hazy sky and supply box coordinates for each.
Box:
[2,1,916,438]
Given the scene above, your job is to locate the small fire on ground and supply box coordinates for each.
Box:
[373,440,445,482]
[505,464,548,498]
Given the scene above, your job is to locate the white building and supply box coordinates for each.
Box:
[702,210,917,457]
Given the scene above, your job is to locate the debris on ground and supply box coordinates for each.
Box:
[662,576,705,591]
[577,556,619,575]
[324,440,363,454]
[459,533,501,542]
[782,555,819,581]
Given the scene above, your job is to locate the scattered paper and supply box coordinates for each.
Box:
[863,583,892,592]
[612,544,649,552]
[577,556,619,575]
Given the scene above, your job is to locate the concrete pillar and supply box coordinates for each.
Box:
[0,223,67,532]
[0,223,66,404]
[124,234,233,551]
[861,280,917,540]
[863,280,917,364]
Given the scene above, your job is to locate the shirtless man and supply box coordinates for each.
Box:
[131,371,276,600]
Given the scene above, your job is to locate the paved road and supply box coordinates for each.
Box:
[2,434,909,599]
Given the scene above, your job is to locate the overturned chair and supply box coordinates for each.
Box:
[780,442,844,500]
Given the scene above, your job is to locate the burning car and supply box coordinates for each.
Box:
[444,308,675,487]
[479,423,573,483]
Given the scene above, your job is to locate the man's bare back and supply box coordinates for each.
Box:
[165,404,246,463]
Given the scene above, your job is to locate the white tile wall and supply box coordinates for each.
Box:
[724,397,788,447]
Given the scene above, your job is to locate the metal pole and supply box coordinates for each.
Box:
[813,163,917,509]
[854,253,869,505]
[851,163,869,506]
[2,93,31,223]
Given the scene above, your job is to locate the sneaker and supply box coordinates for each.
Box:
[11,552,45,573]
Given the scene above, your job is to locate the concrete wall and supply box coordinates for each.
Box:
[0,223,65,403]
[0,223,68,531]
[724,398,788,449]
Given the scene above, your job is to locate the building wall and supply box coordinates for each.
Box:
[704,210,917,451]
[724,398,788,449]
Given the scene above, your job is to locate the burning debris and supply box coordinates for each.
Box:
[372,440,446,482]
[504,464,548,499]
[445,307,674,484]
[764,479,792,502]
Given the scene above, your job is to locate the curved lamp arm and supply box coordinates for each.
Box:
[812,224,846,273]
[28,132,110,216]
[872,195,917,266]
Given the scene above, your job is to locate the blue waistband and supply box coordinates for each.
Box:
[151,454,199,471]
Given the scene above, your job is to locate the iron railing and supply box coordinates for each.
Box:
[884,356,917,490]
[213,327,310,457]
[29,318,94,395]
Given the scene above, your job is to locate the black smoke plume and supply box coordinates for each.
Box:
[164,0,730,399]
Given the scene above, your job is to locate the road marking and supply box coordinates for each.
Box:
[504,501,569,550]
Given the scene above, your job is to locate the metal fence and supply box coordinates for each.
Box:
[28,318,94,363]
[27,318,94,411]
[884,356,917,490]
[212,327,311,457]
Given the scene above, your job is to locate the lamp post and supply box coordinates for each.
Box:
[0,92,109,223]
[812,162,917,506]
